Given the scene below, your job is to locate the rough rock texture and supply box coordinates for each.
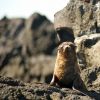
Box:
[54,0,100,36]
[0,76,100,100]
[75,34,100,69]
[75,34,100,89]
[0,55,55,83]
[0,0,100,99]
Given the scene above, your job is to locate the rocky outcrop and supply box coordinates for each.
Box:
[0,0,100,99]
[0,55,55,83]
[54,0,100,37]
[0,76,100,100]
[75,34,100,90]
[0,13,58,83]
[75,34,100,69]
[0,16,9,36]
[17,13,58,55]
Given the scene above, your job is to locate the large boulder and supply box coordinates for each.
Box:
[75,34,100,69]
[75,34,100,89]
[54,0,100,37]
[0,13,57,83]
[17,13,58,55]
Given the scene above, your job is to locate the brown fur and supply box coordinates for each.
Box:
[50,42,88,94]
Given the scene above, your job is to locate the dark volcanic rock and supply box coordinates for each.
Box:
[0,76,25,86]
[0,76,100,100]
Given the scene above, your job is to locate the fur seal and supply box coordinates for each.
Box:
[50,42,88,94]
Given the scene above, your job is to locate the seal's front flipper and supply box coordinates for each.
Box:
[50,75,59,86]
[72,74,89,96]
[50,75,56,86]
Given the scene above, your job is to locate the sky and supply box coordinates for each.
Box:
[0,0,69,22]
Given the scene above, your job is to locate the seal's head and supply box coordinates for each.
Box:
[58,42,76,59]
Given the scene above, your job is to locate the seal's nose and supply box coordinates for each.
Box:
[63,45,70,52]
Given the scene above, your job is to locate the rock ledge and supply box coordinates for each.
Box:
[0,76,100,100]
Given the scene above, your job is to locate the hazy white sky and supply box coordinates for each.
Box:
[0,0,69,21]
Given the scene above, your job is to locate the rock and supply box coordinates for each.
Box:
[0,16,9,37]
[54,0,100,37]
[0,13,58,56]
[0,55,55,83]
[75,34,100,69]
[81,66,100,90]
[17,13,58,55]
[4,18,25,38]
[0,13,58,83]
[75,34,100,89]
[0,76,25,86]
[0,1,100,100]
[26,13,47,30]
[0,76,99,100]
